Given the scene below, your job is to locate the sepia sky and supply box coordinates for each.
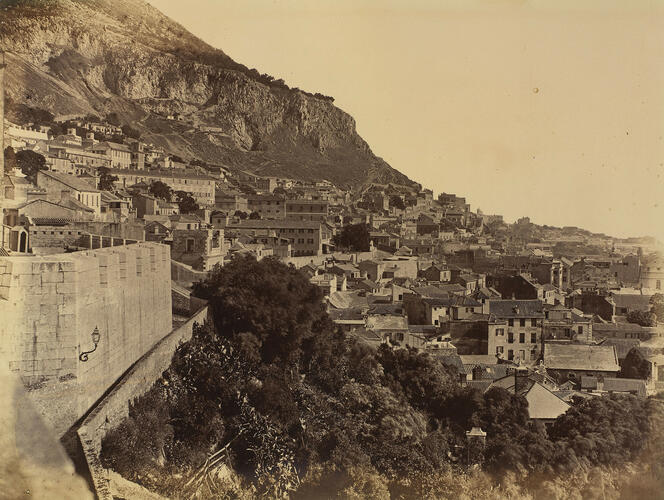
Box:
[148,0,664,241]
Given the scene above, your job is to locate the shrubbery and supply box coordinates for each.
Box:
[101,255,664,498]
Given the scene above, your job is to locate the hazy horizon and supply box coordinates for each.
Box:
[148,0,664,242]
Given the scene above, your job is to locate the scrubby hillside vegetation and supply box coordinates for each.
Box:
[101,255,664,499]
[0,0,416,189]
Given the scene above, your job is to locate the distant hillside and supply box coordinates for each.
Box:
[0,0,417,190]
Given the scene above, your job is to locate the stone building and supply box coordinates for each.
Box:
[171,228,225,271]
[543,344,620,383]
[37,170,101,216]
[286,199,329,221]
[542,303,592,343]
[110,168,216,206]
[227,219,331,257]
[0,243,172,427]
[488,299,545,364]
[246,194,286,218]
[89,141,132,169]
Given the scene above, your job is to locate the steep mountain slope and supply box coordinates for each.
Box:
[0,0,417,189]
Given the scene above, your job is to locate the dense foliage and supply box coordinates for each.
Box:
[332,223,371,252]
[174,190,200,214]
[626,310,657,327]
[97,166,118,191]
[15,150,47,184]
[101,256,664,499]
[621,348,651,379]
[148,180,173,201]
[650,293,664,322]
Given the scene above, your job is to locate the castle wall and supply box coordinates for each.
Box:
[0,242,172,425]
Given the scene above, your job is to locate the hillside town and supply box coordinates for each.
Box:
[1,43,664,498]
[3,97,664,409]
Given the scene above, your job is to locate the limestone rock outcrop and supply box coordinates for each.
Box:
[0,0,417,189]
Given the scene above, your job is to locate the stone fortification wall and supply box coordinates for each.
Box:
[28,225,87,249]
[72,221,146,241]
[171,259,209,287]
[77,305,209,500]
[0,242,172,426]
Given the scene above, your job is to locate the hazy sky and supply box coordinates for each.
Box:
[148,0,664,240]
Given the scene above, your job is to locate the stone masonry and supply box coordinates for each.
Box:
[0,242,172,423]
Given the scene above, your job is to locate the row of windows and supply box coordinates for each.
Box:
[496,347,538,361]
[495,329,538,343]
[508,318,539,327]
[280,228,315,234]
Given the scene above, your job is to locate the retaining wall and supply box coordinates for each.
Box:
[77,305,209,500]
[171,259,209,287]
[0,242,172,428]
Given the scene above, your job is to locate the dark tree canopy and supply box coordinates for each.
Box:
[15,150,47,184]
[627,310,657,327]
[174,190,199,214]
[389,195,406,210]
[193,254,331,366]
[650,293,664,321]
[248,211,261,220]
[149,180,173,201]
[332,223,371,252]
[121,124,141,140]
[98,166,118,191]
[106,112,121,126]
[4,146,17,170]
[621,348,651,379]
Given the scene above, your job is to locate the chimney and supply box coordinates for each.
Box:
[514,365,530,394]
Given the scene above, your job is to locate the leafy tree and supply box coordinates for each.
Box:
[650,293,664,321]
[106,112,121,126]
[97,166,118,191]
[193,254,331,366]
[47,121,67,138]
[389,195,406,210]
[84,114,101,122]
[4,146,17,170]
[175,190,199,214]
[332,223,371,252]
[234,210,248,220]
[149,180,173,201]
[621,347,651,379]
[548,394,651,467]
[121,124,141,140]
[248,211,261,220]
[626,310,656,327]
[16,150,47,184]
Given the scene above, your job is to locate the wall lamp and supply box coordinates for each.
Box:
[79,326,101,362]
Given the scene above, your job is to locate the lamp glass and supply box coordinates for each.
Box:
[91,327,100,344]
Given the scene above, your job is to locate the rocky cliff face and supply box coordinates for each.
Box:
[0,0,416,189]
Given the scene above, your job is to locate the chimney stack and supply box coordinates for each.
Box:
[514,365,530,394]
